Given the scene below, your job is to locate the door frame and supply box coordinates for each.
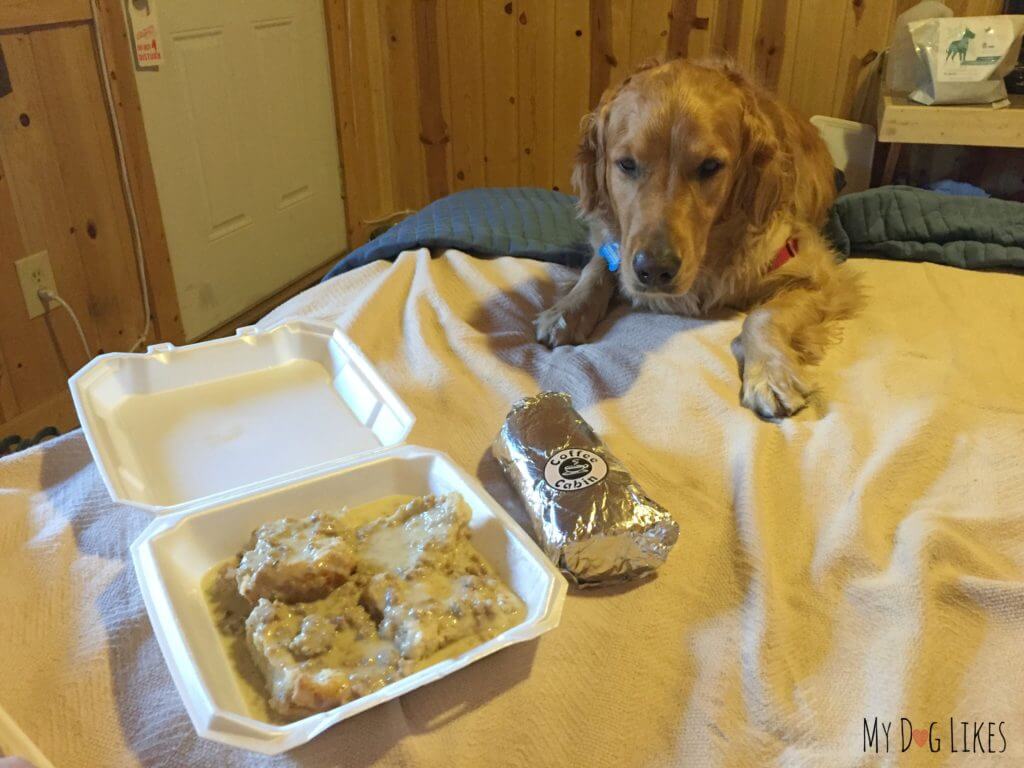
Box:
[92,0,185,344]
[97,0,356,345]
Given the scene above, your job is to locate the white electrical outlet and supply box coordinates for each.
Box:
[15,251,58,319]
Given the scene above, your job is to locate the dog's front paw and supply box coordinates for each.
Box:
[535,302,600,348]
[740,357,810,420]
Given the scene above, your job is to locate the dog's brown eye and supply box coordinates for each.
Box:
[698,158,723,179]
[616,157,639,177]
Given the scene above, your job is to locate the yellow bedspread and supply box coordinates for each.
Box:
[1,249,1023,767]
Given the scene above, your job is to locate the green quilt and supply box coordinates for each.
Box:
[323,185,1024,282]
[827,185,1024,271]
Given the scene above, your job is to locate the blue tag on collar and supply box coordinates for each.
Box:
[599,241,621,272]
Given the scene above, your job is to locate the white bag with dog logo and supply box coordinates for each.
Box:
[909,15,1024,105]
[886,1,954,96]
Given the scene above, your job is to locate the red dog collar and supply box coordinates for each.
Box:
[769,238,798,272]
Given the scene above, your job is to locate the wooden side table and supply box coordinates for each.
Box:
[876,93,1024,184]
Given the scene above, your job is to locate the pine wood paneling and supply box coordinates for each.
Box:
[331,0,395,244]
[831,0,895,119]
[0,388,79,441]
[772,0,803,100]
[324,0,361,244]
[0,152,30,422]
[711,0,745,61]
[553,0,590,193]
[609,0,634,86]
[0,0,90,31]
[444,0,485,190]
[327,0,1006,248]
[517,0,556,189]
[29,25,143,354]
[944,0,1004,14]
[752,0,798,92]
[786,0,848,117]
[413,0,450,201]
[1,0,1009,438]
[667,0,703,61]
[629,0,673,73]
[0,32,101,406]
[1,4,180,437]
[481,1,519,187]
[381,1,428,210]
[0,342,18,422]
[589,0,613,107]
[92,0,183,344]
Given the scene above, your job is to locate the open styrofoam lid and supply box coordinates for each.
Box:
[69,318,414,513]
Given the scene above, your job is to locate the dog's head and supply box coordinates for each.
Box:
[573,59,786,299]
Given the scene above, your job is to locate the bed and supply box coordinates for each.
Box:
[2,248,1023,766]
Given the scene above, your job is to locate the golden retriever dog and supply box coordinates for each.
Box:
[536,58,860,419]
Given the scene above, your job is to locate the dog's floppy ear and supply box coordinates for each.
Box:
[729,95,788,230]
[572,107,606,219]
[573,81,626,221]
[574,61,661,221]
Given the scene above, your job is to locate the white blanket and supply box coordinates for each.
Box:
[2,249,1024,767]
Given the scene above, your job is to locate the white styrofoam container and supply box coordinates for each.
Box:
[70,318,415,514]
[810,115,877,195]
[131,446,566,754]
[70,318,568,754]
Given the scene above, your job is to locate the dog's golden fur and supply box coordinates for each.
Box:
[536,58,860,419]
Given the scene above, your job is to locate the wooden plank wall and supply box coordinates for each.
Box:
[328,0,1003,247]
[0,23,135,430]
[0,0,91,29]
[0,0,1007,439]
[0,4,176,437]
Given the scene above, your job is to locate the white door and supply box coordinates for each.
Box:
[132,0,346,339]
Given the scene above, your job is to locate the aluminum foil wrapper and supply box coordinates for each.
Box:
[492,391,679,586]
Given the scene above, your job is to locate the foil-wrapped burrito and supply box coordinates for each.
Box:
[492,392,679,586]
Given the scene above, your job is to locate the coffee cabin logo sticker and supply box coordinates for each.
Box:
[126,0,164,69]
[863,716,1008,755]
[544,449,608,491]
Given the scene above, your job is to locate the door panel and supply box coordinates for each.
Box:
[135,0,346,339]
[172,26,254,241]
[253,17,312,210]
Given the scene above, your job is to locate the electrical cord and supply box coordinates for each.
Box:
[1,5,139,459]
[89,0,152,352]
[38,289,92,359]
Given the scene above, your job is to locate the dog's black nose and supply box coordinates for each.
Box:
[633,250,679,288]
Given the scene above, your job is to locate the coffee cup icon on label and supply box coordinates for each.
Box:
[544,449,608,491]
